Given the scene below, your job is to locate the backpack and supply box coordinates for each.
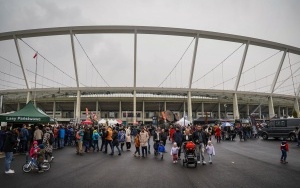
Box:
[76,131,81,140]
[120,132,125,142]
[19,130,24,138]
[49,133,54,145]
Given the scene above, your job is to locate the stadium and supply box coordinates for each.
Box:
[0,26,300,124]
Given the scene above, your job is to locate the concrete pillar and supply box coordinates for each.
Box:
[183,101,186,117]
[26,92,31,104]
[53,101,56,118]
[218,103,221,119]
[73,101,76,119]
[75,91,81,123]
[278,106,281,118]
[17,103,20,111]
[201,103,204,118]
[259,105,262,119]
[268,96,275,118]
[294,98,300,118]
[133,90,136,123]
[0,95,3,113]
[246,104,250,116]
[286,107,289,117]
[233,93,240,119]
[187,91,192,122]
[142,101,145,124]
[119,101,122,119]
[96,101,99,119]
[164,101,167,112]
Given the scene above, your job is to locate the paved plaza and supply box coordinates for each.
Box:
[1,138,300,188]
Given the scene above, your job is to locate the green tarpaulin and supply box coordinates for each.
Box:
[0,101,55,123]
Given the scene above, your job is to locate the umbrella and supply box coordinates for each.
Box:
[98,119,106,124]
[176,117,190,126]
[82,120,93,125]
[116,119,123,124]
[221,122,233,127]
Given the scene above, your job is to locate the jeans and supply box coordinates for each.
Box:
[84,140,90,152]
[5,152,13,171]
[59,138,64,148]
[147,139,151,152]
[195,143,205,162]
[112,145,121,155]
[20,139,28,153]
[141,146,147,157]
[0,139,4,152]
[105,140,113,153]
[208,154,213,162]
[281,150,287,161]
[93,140,99,151]
[134,147,140,156]
[126,142,131,150]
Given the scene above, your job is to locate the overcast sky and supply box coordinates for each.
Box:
[0,0,299,96]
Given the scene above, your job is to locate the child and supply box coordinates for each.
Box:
[29,141,43,172]
[206,141,215,164]
[133,131,140,157]
[280,140,289,164]
[158,141,165,160]
[170,142,179,163]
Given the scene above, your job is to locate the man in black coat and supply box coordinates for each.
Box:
[192,125,207,165]
[3,127,17,174]
[173,127,183,160]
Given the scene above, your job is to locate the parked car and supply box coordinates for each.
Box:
[259,118,299,141]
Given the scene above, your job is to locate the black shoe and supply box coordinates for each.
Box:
[109,153,113,155]
[118,153,121,156]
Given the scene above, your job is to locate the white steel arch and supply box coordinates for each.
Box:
[1,25,300,121]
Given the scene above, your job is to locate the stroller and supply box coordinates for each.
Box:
[182,141,197,168]
[154,140,165,160]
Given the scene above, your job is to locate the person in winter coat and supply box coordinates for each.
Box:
[192,125,207,165]
[280,140,289,164]
[125,127,131,150]
[42,127,54,162]
[118,128,126,151]
[133,131,141,157]
[206,141,215,164]
[104,126,113,154]
[92,130,100,152]
[215,125,221,143]
[173,127,183,160]
[169,126,175,142]
[111,128,121,156]
[161,129,168,146]
[139,128,149,158]
[3,127,17,174]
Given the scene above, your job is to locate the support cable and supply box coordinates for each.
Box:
[287,52,296,96]
[158,37,195,87]
[19,38,87,87]
[74,34,110,87]
[192,43,244,85]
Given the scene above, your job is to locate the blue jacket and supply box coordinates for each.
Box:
[118,131,126,142]
[92,132,100,141]
[20,128,29,140]
[158,145,165,153]
[173,131,183,144]
[59,128,65,139]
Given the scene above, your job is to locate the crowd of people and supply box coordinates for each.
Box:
[1,121,299,174]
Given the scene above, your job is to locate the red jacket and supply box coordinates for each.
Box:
[169,128,175,140]
[215,127,221,137]
[29,146,40,158]
[280,142,289,152]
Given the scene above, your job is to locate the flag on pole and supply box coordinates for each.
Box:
[33,52,37,58]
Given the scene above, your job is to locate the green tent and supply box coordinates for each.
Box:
[0,101,55,123]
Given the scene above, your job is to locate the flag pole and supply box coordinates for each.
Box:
[34,51,38,107]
